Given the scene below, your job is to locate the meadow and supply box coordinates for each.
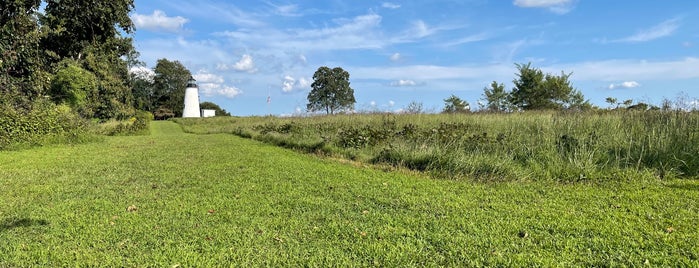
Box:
[174,111,699,182]
[1,119,698,266]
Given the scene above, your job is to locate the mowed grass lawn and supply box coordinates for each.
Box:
[1,121,698,266]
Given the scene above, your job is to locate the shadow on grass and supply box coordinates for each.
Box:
[0,218,49,231]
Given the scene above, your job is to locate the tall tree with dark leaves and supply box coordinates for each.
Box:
[307,66,356,115]
[0,0,45,107]
[509,62,587,110]
[41,0,137,120]
[42,0,134,60]
[152,59,192,117]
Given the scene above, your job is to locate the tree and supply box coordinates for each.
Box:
[509,62,587,110]
[403,101,424,114]
[152,59,192,117]
[1,0,46,107]
[307,66,355,114]
[442,95,470,113]
[482,81,510,112]
[49,61,98,117]
[605,97,618,109]
[200,101,231,116]
[42,0,135,60]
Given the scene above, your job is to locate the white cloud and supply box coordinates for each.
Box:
[513,0,575,14]
[200,83,242,99]
[232,54,257,73]
[128,66,155,82]
[608,81,641,89]
[388,100,395,107]
[298,54,307,64]
[390,79,419,87]
[616,19,680,43]
[390,53,402,62]
[382,2,401,9]
[370,101,377,106]
[218,13,385,51]
[282,75,312,92]
[193,70,242,99]
[131,10,188,33]
[193,72,224,84]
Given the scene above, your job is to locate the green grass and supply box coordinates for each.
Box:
[1,121,698,266]
[174,111,699,182]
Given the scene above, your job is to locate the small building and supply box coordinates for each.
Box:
[201,109,216,117]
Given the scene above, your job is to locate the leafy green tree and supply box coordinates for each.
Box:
[509,62,587,110]
[605,97,618,109]
[49,61,98,116]
[42,0,135,60]
[1,0,46,106]
[442,95,470,113]
[82,43,134,120]
[200,101,231,116]
[482,81,510,112]
[153,59,192,117]
[131,71,155,111]
[307,66,355,114]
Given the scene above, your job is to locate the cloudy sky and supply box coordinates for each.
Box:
[130,0,699,115]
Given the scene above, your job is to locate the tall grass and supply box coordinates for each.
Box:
[174,111,699,182]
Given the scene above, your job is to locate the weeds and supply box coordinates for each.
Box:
[175,111,699,182]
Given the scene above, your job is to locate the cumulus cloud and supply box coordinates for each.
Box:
[388,100,395,107]
[199,83,242,99]
[282,75,312,92]
[513,0,575,14]
[128,66,155,82]
[193,72,224,84]
[382,2,401,9]
[390,53,402,62]
[616,18,680,43]
[131,10,188,33]
[608,81,641,90]
[232,54,257,73]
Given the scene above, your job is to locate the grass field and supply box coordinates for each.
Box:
[1,121,698,266]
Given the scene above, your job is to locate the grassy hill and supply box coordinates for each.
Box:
[1,121,697,266]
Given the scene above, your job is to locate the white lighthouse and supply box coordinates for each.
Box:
[182,76,201,118]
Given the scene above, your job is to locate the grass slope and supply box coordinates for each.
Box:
[1,121,698,266]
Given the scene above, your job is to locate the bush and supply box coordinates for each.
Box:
[0,99,96,150]
[97,110,153,136]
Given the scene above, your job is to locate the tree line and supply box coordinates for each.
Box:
[305,63,592,115]
[1,1,227,121]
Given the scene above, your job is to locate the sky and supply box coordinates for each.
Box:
[129,0,699,115]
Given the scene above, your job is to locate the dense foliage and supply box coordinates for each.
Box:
[0,0,150,149]
[307,66,355,114]
[176,111,699,182]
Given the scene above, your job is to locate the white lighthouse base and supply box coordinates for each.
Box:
[182,87,201,118]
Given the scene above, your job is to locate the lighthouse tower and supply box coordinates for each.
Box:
[182,76,201,118]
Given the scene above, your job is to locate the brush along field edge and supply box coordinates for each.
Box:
[0,121,697,266]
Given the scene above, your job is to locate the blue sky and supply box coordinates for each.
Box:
[129,0,699,115]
